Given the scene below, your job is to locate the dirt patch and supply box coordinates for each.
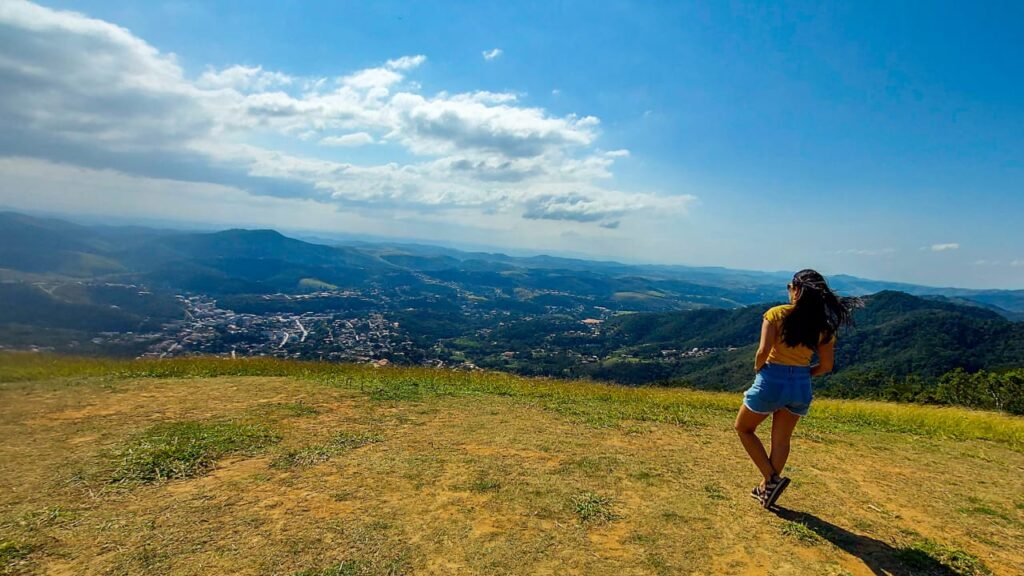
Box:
[164,456,273,495]
[459,443,564,467]
[30,404,126,424]
[67,434,99,445]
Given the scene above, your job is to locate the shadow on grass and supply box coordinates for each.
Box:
[772,507,987,576]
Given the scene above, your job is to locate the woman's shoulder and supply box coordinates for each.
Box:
[763,304,794,323]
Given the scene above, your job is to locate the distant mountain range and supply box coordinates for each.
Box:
[2,211,1022,316]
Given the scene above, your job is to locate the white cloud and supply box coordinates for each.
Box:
[482,48,503,60]
[931,243,960,252]
[837,248,896,256]
[197,65,293,92]
[340,66,403,90]
[387,92,598,157]
[320,132,375,147]
[385,54,426,71]
[1012,260,1024,268]
[0,0,208,152]
[0,0,690,231]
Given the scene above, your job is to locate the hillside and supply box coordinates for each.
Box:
[573,291,1024,389]
[458,291,1024,402]
[0,354,1021,575]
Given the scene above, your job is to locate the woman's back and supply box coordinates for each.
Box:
[763,304,835,366]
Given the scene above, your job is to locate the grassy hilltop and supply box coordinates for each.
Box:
[1,354,1022,575]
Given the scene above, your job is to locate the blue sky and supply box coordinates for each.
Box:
[1,1,1022,288]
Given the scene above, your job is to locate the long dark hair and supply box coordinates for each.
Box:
[781,269,864,349]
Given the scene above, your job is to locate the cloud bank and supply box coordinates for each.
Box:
[0,0,692,231]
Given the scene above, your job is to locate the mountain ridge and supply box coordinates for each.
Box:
[3,212,1022,310]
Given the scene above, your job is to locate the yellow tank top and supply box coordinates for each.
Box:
[764,304,836,366]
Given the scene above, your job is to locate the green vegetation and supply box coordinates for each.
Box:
[298,277,339,290]
[0,540,31,575]
[818,367,1024,415]
[20,506,78,528]
[0,282,182,333]
[702,483,728,501]
[897,539,993,576]
[780,520,822,545]
[271,431,383,469]
[934,368,1024,414]
[113,420,280,482]
[251,401,321,418]
[571,492,619,524]
[293,562,360,576]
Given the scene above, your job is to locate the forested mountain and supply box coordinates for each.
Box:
[564,291,1024,395]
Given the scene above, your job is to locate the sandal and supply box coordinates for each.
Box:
[763,474,791,509]
[750,484,767,506]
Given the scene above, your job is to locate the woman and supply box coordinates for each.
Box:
[735,269,862,508]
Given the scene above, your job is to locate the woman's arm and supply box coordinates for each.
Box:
[753,318,774,372]
[810,340,835,377]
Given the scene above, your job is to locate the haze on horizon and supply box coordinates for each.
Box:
[0,0,1022,289]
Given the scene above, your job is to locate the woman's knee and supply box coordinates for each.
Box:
[734,419,756,434]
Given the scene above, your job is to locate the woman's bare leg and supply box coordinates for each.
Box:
[769,409,801,476]
[735,405,774,483]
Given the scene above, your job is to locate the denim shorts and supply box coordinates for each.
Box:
[743,363,813,417]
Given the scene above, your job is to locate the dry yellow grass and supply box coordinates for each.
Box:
[0,355,1022,575]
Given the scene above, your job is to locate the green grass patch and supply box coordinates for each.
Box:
[571,492,619,524]
[958,505,1012,522]
[469,477,501,492]
[293,561,361,576]
[113,420,281,482]
[21,506,78,528]
[780,520,822,545]
[896,539,992,576]
[321,431,384,449]
[702,483,728,501]
[0,540,31,575]
[252,401,320,418]
[298,278,338,290]
[271,432,383,469]
[366,378,427,401]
